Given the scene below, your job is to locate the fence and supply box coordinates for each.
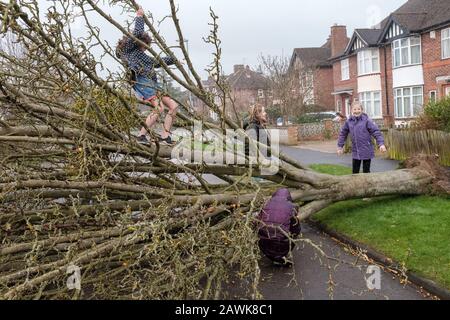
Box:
[385,129,450,166]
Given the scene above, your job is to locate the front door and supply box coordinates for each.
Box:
[345,97,351,117]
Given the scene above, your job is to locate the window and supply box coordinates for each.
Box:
[359,91,382,118]
[336,100,342,113]
[357,49,379,75]
[341,59,350,80]
[392,36,421,68]
[442,28,450,59]
[394,86,423,118]
[429,90,437,103]
[258,89,264,98]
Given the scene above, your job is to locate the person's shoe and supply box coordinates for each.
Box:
[158,135,176,146]
[137,135,149,144]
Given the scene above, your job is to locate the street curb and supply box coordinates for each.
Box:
[306,220,450,300]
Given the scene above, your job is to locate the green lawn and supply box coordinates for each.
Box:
[309,164,450,289]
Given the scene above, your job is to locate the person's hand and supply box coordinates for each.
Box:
[337,148,344,155]
[137,7,144,17]
[379,145,387,153]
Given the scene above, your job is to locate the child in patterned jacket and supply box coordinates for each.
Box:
[116,7,178,145]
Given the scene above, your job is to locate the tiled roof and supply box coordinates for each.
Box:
[203,67,268,90]
[226,67,269,90]
[391,0,450,32]
[355,29,382,46]
[292,47,332,68]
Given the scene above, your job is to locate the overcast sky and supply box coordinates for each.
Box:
[37,0,407,79]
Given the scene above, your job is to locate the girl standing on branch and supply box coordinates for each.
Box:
[116,6,178,145]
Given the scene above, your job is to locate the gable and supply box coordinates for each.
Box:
[350,36,366,53]
[344,33,367,56]
[385,21,405,40]
[381,19,408,42]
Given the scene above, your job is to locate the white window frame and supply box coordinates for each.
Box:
[442,28,450,59]
[445,86,450,97]
[336,99,342,113]
[429,90,437,103]
[357,49,380,76]
[359,91,382,119]
[392,36,422,68]
[341,59,350,80]
[394,86,423,119]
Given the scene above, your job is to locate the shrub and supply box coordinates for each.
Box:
[71,89,140,132]
[414,96,450,132]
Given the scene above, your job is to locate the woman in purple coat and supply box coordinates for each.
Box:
[337,102,387,173]
[257,188,301,266]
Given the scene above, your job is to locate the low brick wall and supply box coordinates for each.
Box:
[298,120,342,141]
[268,118,386,144]
[267,126,299,146]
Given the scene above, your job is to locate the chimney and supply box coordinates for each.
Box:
[234,64,245,73]
[330,24,348,57]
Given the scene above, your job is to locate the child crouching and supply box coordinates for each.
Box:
[257,188,301,266]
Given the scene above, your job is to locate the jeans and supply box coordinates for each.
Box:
[353,159,371,174]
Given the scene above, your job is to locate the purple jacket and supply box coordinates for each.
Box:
[257,189,301,262]
[337,113,385,160]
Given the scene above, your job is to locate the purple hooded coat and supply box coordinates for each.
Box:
[257,189,301,263]
[337,113,385,160]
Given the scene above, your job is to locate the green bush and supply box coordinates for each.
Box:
[415,96,450,132]
[266,105,282,123]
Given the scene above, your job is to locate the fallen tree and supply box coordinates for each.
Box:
[0,0,449,300]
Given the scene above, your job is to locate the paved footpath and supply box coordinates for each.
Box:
[256,223,432,300]
[251,145,430,300]
[281,144,399,172]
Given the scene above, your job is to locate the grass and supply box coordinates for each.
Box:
[309,163,352,176]
[309,164,450,290]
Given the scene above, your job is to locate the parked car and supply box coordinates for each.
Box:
[276,117,294,126]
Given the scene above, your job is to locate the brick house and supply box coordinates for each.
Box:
[329,0,450,126]
[289,41,335,110]
[192,64,271,121]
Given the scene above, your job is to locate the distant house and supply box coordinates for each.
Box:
[329,0,450,126]
[289,40,335,111]
[192,64,271,121]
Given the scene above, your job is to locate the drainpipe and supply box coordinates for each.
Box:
[383,45,390,116]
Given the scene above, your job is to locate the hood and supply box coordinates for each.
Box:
[272,188,292,201]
